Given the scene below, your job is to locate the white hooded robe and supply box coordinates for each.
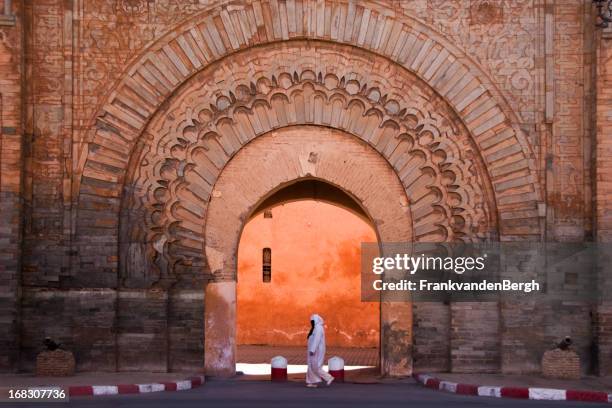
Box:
[306,314,333,384]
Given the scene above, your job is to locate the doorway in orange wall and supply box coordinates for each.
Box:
[235,180,380,373]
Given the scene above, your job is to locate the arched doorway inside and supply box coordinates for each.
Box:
[235,180,380,375]
[203,126,414,377]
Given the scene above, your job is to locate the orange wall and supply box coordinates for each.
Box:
[236,200,379,348]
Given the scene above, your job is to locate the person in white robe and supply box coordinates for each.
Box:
[306,314,334,387]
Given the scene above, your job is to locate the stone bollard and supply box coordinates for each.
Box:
[36,350,75,377]
[328,356,344,382]
[541,349,580,380]
[271,356,288,381]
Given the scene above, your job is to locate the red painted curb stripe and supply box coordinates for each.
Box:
[500,387,529,399]
[425,378,441,389]
[162,382,178,391]
[416,373,612,404]
[190,377,202,387]
[68,386,93,396]
[456,383,478,395]
[117,384,139,394]
[566,390,608,403]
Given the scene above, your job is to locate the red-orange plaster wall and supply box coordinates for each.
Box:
[236,200,378,348]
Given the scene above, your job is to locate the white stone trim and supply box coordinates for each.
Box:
[92,385,119,396]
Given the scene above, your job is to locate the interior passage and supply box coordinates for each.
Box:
[236,199,379,353]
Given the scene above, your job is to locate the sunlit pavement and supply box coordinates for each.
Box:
[237,345,379,366]
[5,378,607,408]
[236,363,372,376]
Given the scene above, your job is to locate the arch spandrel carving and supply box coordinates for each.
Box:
[119,43,497,283]
[79,0,540,211]
[74,0,545,284]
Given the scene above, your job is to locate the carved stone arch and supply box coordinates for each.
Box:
[76,2,541,249]
[203,125,414,377]
[118,43,499,286]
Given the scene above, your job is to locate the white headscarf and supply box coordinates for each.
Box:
[310,314,324,326]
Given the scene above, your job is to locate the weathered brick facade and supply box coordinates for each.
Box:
[541,348,581,380]
[36,349,76,377]
[0,0,611,376]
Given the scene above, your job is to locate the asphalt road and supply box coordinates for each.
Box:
[3,379,608,408]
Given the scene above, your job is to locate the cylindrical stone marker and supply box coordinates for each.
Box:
[271,356,287,381]
[328,356,344,382]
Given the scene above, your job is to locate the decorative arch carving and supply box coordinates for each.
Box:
[119,44,497,284]
[74,0,545,281]
[78,0,541,208]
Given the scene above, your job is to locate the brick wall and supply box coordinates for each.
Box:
[450,302,501,373]
[19,287,205,373]
[596,32,612,242]
[21,0,72,285]
[541,348,581,379]
[0,0,22,372]
[594,21,612,376]
[36,350,75,376]
[0,0,610,375]
[20,288,116,372]
[413,302,450,372]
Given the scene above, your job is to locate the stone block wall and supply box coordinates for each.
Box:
[595,23,612,243]
[413,302,450,372]
[450,302,501,373]
[0,0,22,372]
[19,287,204,373]
[20,288,116,372]
[413,299,595,375]
[500,300,547,374]
[168,290,205,372]
[594,303,612,375]
[117,290,168,372]
[594,26,612,371]
[0,0,611,376]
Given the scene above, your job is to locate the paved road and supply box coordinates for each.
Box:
[3,379,607,408]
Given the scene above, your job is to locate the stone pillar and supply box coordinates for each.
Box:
[204,281,236,377]
[380,302,412,377]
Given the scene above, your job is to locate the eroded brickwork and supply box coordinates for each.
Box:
[0,0,22,371]
[0,0,610,376]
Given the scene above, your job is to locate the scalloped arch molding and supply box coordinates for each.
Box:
[75,0,542,283]
[120,42,499,282]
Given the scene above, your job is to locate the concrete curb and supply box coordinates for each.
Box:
[67,375,205,397]
[414,373,611,403]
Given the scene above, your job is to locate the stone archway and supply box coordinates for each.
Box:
[70,0,545,378]
[250,179,374,224]
[109,40,510,377]
[118,41,498,285]
[203,125,413,376]
[75,1,543,269]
